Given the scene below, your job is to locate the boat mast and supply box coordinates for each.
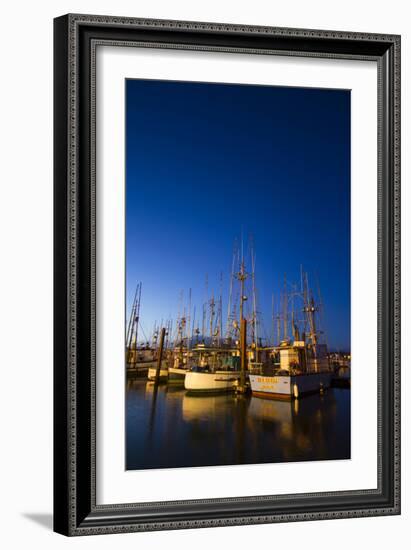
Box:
[209,292,215,341]
[132,283,142,354]
[187,288,192,350]
[302,268,309,337]
[191,306,196,347]
[126,284,138,349]
[283,273,288,340]
[251,249,258,361]
[276,294,281,346]
[202,274,208,343]
[303,271,318,354]
[238,255,247,324]
[152,321,158,348]
[237,234,248,392]
[166,318,173,349]
[226,244,236,338]
[218,271,223,347]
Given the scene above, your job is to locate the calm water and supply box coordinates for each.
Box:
[126,378,350,470]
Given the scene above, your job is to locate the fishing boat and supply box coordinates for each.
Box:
[126,283,167,376]
[147,363,169,381]
[167,366,188,383]
[146,326,172,381]
[184,367,240,393]
[184,355,241,393]
[249,270,331,400]
[166,312,193,384]
[249,340,331,399]
[185,242,251,394]
[127,347,162,376]
[168,355,190,384]
[249,369,331,400]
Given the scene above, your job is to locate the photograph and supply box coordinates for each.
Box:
[125,78,352,471]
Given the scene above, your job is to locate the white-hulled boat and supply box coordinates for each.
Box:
[249,342,332,400]
[249,336,332,400]
[249,371,331,399]
[249,314,332,399]
[249,272,332,400]
[184,366,241,393]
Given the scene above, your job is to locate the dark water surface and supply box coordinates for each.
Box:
[126,379,350,470]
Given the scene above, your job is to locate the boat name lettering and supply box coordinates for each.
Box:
[256,377,280,383]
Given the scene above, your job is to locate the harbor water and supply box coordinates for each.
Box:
[126,378,350,470]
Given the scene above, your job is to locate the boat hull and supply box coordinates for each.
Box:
[249,372,331,400]
[147,365,168,381]
[168,367,188,384]
[184,371,240,393]
[127,360,157,376]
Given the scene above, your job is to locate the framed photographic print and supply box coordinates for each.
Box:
[53,14,401,536]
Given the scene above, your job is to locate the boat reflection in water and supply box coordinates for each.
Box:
[126,379,350,470]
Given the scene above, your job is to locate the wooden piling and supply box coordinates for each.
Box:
[154,327,166,387]
[239,318,247,393]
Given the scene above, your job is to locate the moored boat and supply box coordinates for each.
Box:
[249,371,331,400]
[127,360,157,377]
[147,363,169,381]
[184,366,241,393]
[250,269,332,400]
[249,338,331,400]
[127,348,159,376]
[168,366,189,384]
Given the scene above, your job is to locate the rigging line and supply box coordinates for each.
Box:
[138,320,149,344]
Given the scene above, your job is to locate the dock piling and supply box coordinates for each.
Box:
[154,327,166,387]
[238,318,248,393]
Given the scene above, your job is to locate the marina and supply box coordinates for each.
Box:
[123,81,351,476]
[125,247,351,400]
[125,245,351,470]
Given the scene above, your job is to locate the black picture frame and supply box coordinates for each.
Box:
[54,14,401,536]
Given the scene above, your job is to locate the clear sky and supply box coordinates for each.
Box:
[126,79,351,351]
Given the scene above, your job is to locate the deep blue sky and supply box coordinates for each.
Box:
[126,79,350,350]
